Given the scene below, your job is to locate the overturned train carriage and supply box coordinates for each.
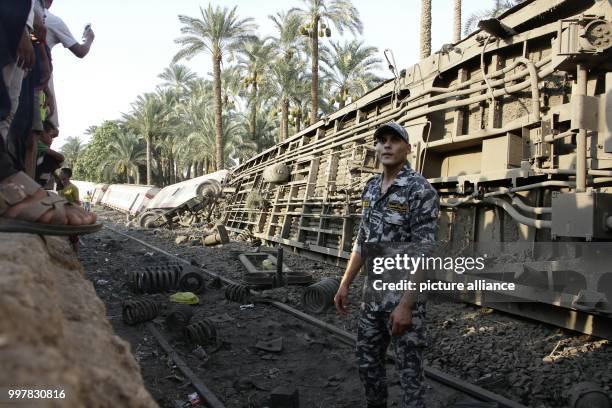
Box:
[220,0,612,338]
[136,170,228,228]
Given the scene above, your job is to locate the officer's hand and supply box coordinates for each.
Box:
[334,284,349,316]
[389,305,412,336]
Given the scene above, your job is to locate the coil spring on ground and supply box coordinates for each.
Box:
[122,299,160,325]
[131,264,183,294]
[302,278,341,314]
[165,305,194,331]
[224,283,251,303]
[183,320,217,345]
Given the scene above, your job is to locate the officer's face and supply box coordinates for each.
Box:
[375,133,411,167]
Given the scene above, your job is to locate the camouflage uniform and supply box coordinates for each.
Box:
[353,162,439,408]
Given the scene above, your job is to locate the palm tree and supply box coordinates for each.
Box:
[84,125,98,137]
[270,61,303,142]
[322,40,382,109]
[123,93,172,185]
[158,63,197,95]
[183,109,251,172]
[238,37,276,141]
[290,0,363,125]
[268,11,306,63]
[289,81,311,134]
[464,0,526,36]
[100,132,146,184]
[176,87,213,177]
[454,0,462,43]
[420,0,432,59]
[173,4,256,170]
[269,11,309,142]
[60,136,84,168]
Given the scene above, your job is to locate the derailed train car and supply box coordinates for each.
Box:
[219,0,612,338]
[136,170,228,227]
[75,170,229,227]
[100,184,160,216]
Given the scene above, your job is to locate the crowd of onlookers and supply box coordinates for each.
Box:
[0,0,100,235]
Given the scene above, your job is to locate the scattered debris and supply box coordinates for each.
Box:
[192,346,208,361]
[568,382,612,408]
[170,292,199,305]
[175,236,189,245]
[165,305,194,331]
[239,303,255,310]
[165,374,186,383]
[187,392,201,406]
[203,225,229,246]
[269,385,299,408]
[255,337,283,353]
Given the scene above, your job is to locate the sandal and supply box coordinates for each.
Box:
[0,171,102,235]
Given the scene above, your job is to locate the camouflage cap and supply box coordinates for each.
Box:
[374,121,409,144]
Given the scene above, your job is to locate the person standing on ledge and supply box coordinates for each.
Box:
[334,121,439,408]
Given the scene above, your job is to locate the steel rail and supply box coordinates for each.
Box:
[104,225,527,408]
[146,323,226,408]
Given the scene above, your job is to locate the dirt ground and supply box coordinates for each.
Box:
[80,209,611,408]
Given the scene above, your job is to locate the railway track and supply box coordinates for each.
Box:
[103,224,527,408]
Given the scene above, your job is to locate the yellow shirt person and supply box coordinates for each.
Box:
[60,182,80,204]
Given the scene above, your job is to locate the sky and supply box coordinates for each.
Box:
[48,0,489,148]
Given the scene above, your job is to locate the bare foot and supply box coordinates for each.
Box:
[4,188,97,226]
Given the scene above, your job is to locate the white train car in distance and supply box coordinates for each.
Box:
[145,170,228,210]
[100,184,160,216]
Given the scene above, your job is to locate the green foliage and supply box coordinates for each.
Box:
[100,132,146,184]
[77,2,386,181]
[73,121,121,182]
[60,136,84,169]
[321,39,382,108]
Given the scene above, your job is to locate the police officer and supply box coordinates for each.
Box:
[334,121,439,408]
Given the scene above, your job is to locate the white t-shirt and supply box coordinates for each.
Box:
[45,11,78,50]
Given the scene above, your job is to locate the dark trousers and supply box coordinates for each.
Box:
[356,307,425,408]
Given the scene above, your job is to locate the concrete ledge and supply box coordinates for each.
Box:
[0,233,157,407]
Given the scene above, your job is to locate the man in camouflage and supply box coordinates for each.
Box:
[334,121,439,408]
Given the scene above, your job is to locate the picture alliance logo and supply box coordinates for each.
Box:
[371,254,487,275]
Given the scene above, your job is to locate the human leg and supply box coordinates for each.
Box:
[357,306,391,408]
[0,63,25,143]
[390,337,425,408]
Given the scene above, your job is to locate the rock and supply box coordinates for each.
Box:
[0,233,157,407]
[233,378,255,391]
[175,236,189,245]
[255,337,283,353]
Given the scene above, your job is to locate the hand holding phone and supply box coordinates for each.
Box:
[82,23,92,40]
